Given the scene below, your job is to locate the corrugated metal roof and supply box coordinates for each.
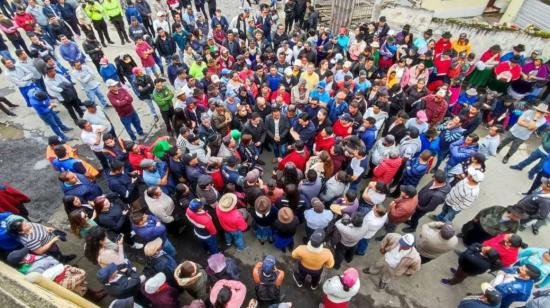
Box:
[514,0,550,31]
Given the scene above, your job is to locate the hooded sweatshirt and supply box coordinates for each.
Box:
[322,273,360,304]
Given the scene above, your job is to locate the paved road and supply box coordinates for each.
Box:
[0,1,549,307]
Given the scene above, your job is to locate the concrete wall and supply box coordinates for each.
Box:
[421,0,490,18]
[381,6,550,55]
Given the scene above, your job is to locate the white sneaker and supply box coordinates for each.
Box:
[130,230,136,237]
[131,242,144,249]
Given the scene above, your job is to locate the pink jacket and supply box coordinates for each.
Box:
[407,65,430,87]
[215,207,248,232]
[135,41,156,67]
[209,280,246,307]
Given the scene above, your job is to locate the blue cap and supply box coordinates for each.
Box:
[317,81,326,88]
[189,198,203,212]
[97,263,117,283]
[221,68,232,76]
[262,255,276,274]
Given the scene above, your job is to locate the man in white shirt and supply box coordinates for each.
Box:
[77,119,109,170]
[356,203,388,255]
[144,186,185,234]
[434,169,483,223]
[82,101,113,136]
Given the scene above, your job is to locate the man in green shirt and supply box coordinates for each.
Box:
[102,0,130,45]
[152,78,175,135]
[189,55,207,81]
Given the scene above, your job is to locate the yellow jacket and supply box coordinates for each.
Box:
[452,40,472,55]
[102,0,123,18]
[84,2,104,21]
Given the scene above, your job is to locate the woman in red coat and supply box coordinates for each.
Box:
[332,114,354,138]
[277,141,310,171]
[314,127,336,154]
[372,150,402,185]
[0,183,30,218]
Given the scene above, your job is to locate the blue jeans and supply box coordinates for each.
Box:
[201,235,219,254]
[143,98,158,117]
[433,147,450,170]
[355,238,369,256]
[436,203,460,223]
[515,148,546,177]
[224,230,245,250]
[85,87,108,108]
[163,238,177,259]
[39,111,70,141]
[272,142,287,158]
[120,111,144,140]
[144,65,159,77]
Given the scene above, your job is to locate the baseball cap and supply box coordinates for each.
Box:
[399,233,415,248]
[481,282,501,306]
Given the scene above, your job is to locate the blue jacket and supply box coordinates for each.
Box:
[457,298,498,308]
[59,41,84,63]
[125,7,142,23]
[401,157,429,187]
[132,214,167,243]
[293,121,317,145]
[61,174,103,202]
[543,154,550,176]
[458,93,478,106]
[360,127,377,152]
[99,64,119,82]
[309,88,331,103]
[97,202,128,233]
[105,173,140,204]
[420,134,440,155]
[267,74,282,92]
[327,99,349,123]
[210,16,229,32]
[0,212,23,252]
[148,252,178,285]
[173,30,190,50]
[437,125,465,150]
[56,3,77,20]
[29,88,53,116]
[495,267,535,308]
[221,165,242,186]
[447,139,479,169]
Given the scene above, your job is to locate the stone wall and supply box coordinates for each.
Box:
[380,6,550,55]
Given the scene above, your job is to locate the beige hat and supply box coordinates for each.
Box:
[176,88,187,97]
[466,88,478,96]
[278,207,294,224]
[218,193,238,212]
[144,237,163,256]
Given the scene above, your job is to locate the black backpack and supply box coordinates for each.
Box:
[255,269,280,303]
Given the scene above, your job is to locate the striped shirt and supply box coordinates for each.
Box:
[18,223,54,251]
[445,179,480,211]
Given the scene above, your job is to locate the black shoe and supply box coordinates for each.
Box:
[6,112,16,116]
[509,165,522,170]
[532,225,539,235]
[440,279,451,285]
[256,159,266,165]
[107,41,115,44]
[519,224,526,231]
[502,156,510,164]
[362,267,370,274]
[402,227,415,233]
[101,42,107,47]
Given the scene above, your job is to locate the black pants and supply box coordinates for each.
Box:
[208,2,216,19]
[420,255,433,264]
[334,242,357,269]
[94,150,110,170]
[0,0,13,18]
[61,98,83,123]
[294,263,323,287]
[80,23,95,39]
[195,3,208,19]
[160,107,175,133]
[284,15,294,33]
[92,19,112,44]
[66,18,81,36]
[0,96,16,114]
[110,15,130,44]
[142,17,155,36]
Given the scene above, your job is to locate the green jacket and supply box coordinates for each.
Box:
[189,62,206,80]
[477,205,519,236]
[152,86,174,111]
[102,0,123,18]
[84,2,105,21]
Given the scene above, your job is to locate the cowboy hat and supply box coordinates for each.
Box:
[144,237,163,257]
[218,193,238,212]
[277,207,294,224]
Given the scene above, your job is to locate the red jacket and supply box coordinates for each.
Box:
[215,207,248,232]
[373,157,402,185]
[314,133,336,153]
[129,146,154,174]
[434,56,452,76]
[207,169,225,192]
[14,14,36,32]
[135,41,156,67]
[332,120,353,138]
[434,38,452,56]
[140,283,180,308]
[483,234,519,268]
[388,195,418,224]
[186,208,217,235]
[0,183,30,215]
[278,148,310,171]
[424,95,448,126]
[108,87,135,117]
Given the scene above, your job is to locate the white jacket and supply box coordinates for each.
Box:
[322,275,360,304]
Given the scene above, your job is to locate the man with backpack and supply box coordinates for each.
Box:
[252,255,285,305]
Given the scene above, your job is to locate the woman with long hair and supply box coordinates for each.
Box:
[92,196,141,249]
[84,226,127,267]
[276,162,303,188]
[68,208,97,238]
[306,150,334,179]
[63,195,94,217]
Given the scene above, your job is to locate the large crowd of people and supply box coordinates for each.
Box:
[0,0,549,307]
